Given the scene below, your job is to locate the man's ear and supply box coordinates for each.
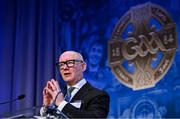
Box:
[82,62,87,72]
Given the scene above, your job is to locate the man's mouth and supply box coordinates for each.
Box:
[64,72,71,77]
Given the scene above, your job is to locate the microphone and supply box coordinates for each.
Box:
[0,94,26,105]
[18,94,25,100]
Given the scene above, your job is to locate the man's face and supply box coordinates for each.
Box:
[59,51,86,86]
[89,44,103,66]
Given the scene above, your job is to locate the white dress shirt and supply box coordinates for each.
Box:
[57,78,87,111]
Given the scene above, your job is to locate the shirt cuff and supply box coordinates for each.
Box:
[57,100,68,111]
[40,106,47,116]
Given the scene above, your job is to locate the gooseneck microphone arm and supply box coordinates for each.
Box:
[0,94,25,105]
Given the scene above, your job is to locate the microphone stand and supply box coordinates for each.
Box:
[0,105,42,118]
[0,94,25,105]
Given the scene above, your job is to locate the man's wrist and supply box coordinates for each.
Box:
[54,91,63,106]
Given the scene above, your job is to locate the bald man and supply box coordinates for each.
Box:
[40,51,110,118]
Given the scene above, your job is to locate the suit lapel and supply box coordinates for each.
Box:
[70,82,92,102]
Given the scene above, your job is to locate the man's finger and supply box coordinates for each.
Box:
[51,79,60,90]
[45,87,53,95]
[48,81,56,91]
[43,88,46,95]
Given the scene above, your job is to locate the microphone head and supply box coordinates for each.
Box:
[18,94,26,100]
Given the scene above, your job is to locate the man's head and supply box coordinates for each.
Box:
[57,51,86,86]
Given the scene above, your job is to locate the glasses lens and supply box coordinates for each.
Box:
[56,62,62,69]
[60,63,65,68]
[66,60,75,67]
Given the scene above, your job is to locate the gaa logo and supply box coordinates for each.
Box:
[108,2,177,90]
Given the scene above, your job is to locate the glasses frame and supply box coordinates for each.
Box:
[56,59,83,70]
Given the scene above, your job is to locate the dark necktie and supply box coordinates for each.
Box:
[65,87,75,102]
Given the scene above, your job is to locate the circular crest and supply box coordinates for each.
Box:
[108,2,177,90]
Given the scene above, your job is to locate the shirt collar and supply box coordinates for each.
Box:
[67,78,87,90]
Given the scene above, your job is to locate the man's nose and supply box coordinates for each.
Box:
[63,63,69,69]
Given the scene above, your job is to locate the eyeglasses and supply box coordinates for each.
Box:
[56,59,83,70]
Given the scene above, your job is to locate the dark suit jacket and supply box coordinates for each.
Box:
[61,82,110,118]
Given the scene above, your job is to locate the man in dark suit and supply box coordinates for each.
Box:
[40,51,109,118]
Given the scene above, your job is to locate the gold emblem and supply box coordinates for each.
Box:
[108,2,177,90]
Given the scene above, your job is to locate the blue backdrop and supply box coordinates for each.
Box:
[0,0,180,118]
